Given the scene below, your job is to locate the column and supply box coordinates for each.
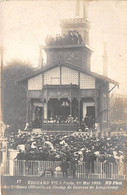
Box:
[70,85,72,116]
[82,103,87,119]
[70,100,72,116]
[27,99,31,123]
[8,149,19,176]
[44,101,48,120]
[78,99,81,122]
[94,94,100,132]
[26,90,29,123]
[2,140,7,165]
[95,97,99,123]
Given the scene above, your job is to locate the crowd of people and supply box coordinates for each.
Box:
[111,122,127,132]
[45,31,83,46]
[31,104,95,130]
[81,115,95,129]
[7,131,125,167]
[32,113,95,132]
[43,115,79,124]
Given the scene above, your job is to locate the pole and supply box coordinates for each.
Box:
[70,85,72,116]
[0,48,3,137]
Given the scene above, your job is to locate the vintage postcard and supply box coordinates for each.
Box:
[0,0,127,194]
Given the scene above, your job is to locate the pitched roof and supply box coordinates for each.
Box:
[17,60,119,86]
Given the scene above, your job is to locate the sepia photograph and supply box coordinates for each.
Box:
[0,0,127,194]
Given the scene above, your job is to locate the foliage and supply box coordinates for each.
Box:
[2,60,34,127]
[110,95,127,122]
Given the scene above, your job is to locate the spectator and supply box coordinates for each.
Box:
[60,158,69,178]
[45,31,83,46]
[70,157,77,178]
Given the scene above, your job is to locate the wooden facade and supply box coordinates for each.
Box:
[19,12,118,133]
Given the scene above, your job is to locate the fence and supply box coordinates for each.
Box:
[3,160,126,180]
[76,161,123,179]
[14,160,61,177]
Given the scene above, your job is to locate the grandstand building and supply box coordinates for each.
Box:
[19,1,118,134]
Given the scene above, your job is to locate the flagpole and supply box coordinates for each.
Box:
[0,47,4,137]
[0,47,7,174]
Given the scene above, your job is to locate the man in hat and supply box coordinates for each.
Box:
[70,157,77,178]
[60,158,69,178]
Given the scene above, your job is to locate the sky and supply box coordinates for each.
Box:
[0,0,127,95]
